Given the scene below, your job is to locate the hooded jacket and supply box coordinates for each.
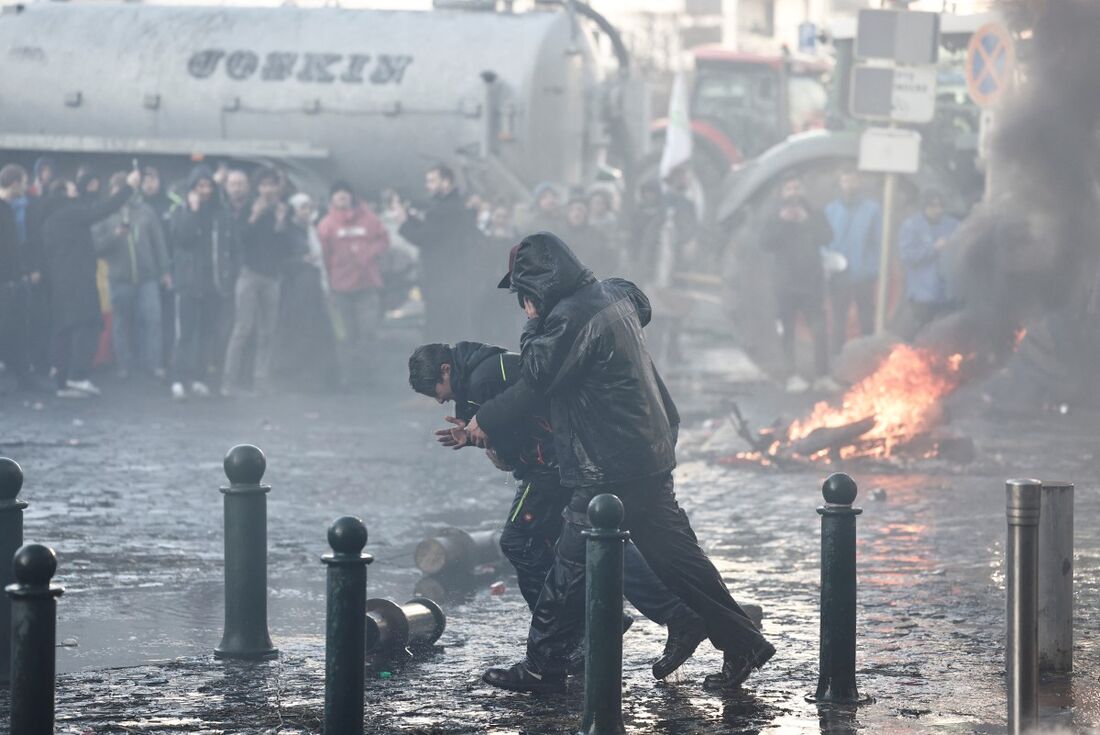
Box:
[93,197,170,285]
[317,203,389,292]
[168,197,239,296]
[483,232,680,488]
[448,341,555,480]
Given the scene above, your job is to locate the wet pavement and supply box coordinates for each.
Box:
[2,333,1100,734]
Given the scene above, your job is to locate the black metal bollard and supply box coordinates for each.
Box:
[215,444,277,660]
[1006,479,1041,735]
[6,544,63,735]
[323,516,372,735]
[809,473,870,704]
[577,494,627,735]
[0,457,27,687]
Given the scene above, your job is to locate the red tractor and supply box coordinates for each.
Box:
[647,47,831,216]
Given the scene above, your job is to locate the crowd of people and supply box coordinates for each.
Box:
[762,165,960,393]
[0,156,701,401]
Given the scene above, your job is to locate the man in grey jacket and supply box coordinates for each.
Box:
[94,171,172,379]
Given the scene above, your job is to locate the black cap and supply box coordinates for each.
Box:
[497,242,521,290]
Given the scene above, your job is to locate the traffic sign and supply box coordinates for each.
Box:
[966,22,1015,107]
[858,127,922,174]
[856,9,939,65]
[850,65,937,124]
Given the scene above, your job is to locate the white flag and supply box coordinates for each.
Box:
[659,71,693,180]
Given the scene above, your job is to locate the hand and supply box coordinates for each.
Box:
[213,163,229,187]
[934,237,948,251]
[392,199,408,225]
[187,190,202,212]
[250,198,269,223]
[125,169,142,190]
[115,223,131,238]
[434,416,469,450]
[467,415,488,448]
[161,273,174,290]
[28,271,41,285]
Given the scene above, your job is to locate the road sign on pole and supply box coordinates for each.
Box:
[966,23,1015,108]
[851,65,937,124]
[858,127,922,175]
[856,9,939,65]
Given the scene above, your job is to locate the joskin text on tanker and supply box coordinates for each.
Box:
[187,50,414,85]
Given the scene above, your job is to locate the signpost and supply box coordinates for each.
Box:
[966,23,1015,204]
[850,7,939,335]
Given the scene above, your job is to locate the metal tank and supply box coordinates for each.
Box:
[0,2,608,197]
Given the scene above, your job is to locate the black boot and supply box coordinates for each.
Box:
[702,642,776,691]
[482,659,566,694]
[652,608,707,680]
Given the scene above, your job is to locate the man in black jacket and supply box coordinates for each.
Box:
[0,165,32,391]
[761,175,836,393]
[395,164,482,341]
[168,166,239,401]
[473,233,774,693]
[408,341,706,679]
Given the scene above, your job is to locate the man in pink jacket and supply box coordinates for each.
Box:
[317,181,389,385]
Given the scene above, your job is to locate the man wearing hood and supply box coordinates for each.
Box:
[408,341,706,677]
[472,233,774,693]
[168,165,239,400]
[395,164,481,340]
[42,167,141,397]
[317,181,389,386]
[93,171,172,379]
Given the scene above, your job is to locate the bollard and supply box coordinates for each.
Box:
[414,527,503,576]
[1038,481,1073,674]
[0,457,27,687]
[809,473,870,704]
[215,444,277,660]
[1007,479,1041,734]
[577,494,627,735]
[323,516,372,735]
[365,597,446,657]
[6,544,63,735]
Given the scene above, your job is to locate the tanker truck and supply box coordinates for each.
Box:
[0,0,646,203]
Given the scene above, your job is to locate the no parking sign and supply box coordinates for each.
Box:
[966,22,1015,107]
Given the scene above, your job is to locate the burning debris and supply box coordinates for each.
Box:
[723,344,974,466]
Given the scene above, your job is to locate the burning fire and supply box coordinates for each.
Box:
[727,344,970,464]
[787,345,968,459]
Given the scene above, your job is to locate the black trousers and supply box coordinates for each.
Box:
[829,276,876,354]
[776,289,829,378]
[500,473,685,626]
[173,292,222,384]
[525,471,767,673]
[53,318,101,387]
[0,282,29,381]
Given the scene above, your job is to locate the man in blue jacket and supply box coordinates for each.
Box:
[824,166,882,353]
[897,190,960,339]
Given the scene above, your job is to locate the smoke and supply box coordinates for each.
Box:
[950,0,1100,336]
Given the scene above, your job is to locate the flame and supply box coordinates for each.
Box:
[787,344,968,459]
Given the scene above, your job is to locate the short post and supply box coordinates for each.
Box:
[577,494,627,735]
[1007,479,1041,734]
[215,444,277,660]
[323,516,372,735]
[810,473,870,704]
[6,544,64,735]
[1038,481,1073,674]
[0,457,28,687]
